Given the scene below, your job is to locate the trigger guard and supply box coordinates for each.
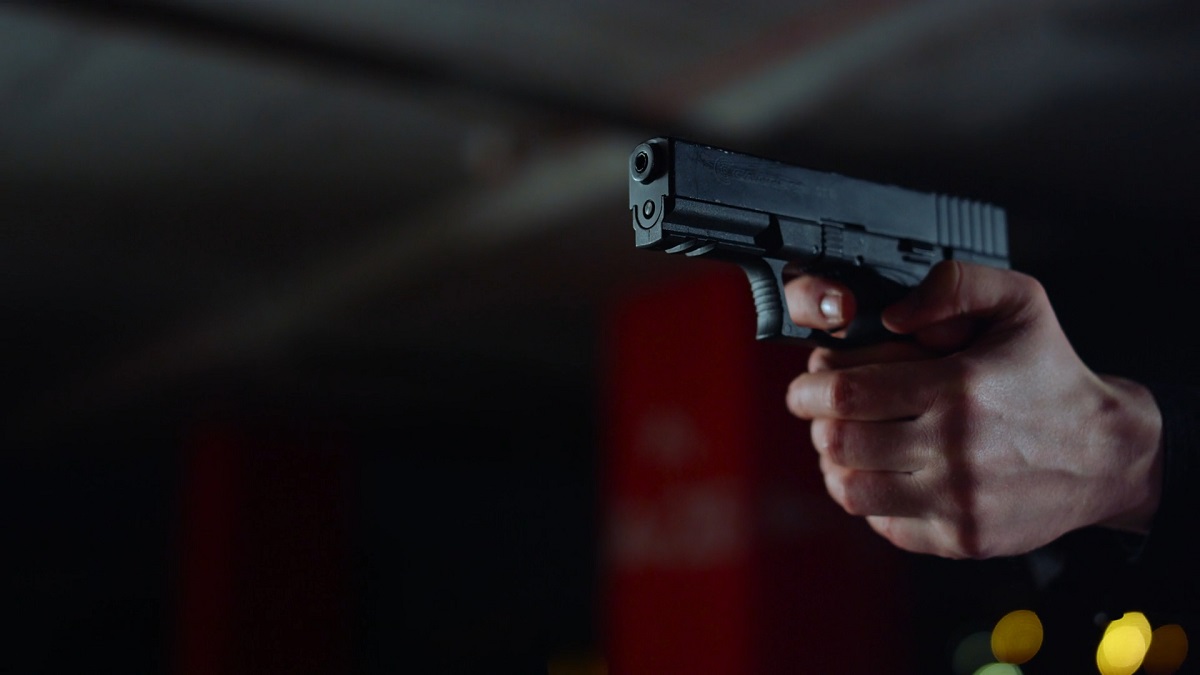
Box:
[743,258,901,349]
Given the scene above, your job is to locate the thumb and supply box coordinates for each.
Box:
[881,261,1040,335]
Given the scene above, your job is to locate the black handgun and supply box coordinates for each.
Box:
[629,137,1010,347]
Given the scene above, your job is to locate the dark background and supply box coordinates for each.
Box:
[4,1,1199,673]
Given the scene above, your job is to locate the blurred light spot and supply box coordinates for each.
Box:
[991,609,1043,664]
[1143,624,1188,675]
[953,630,995,675]
[1106,611,1152,647]
[973,663,1021,675]
[1097,625,1148,675]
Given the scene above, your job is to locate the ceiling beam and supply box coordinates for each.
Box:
[4,0,677,137]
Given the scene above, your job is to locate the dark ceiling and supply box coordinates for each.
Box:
[5,0,1200,443]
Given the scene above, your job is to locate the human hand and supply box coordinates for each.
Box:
[783,261,1163,559]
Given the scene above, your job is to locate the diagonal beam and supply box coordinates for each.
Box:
[3,0,677,137]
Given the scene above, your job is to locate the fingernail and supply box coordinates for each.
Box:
[819,291,843,325]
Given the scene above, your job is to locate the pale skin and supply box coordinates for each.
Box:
[783,260,1164,559]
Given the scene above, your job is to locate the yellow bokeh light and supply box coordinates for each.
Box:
[991,609,1043,665]
[1105,612,1152,647]
[973,663,1021,675]
[1099,625,1147,673]
[1143,624,1188,675]
[1096,613,1154,675]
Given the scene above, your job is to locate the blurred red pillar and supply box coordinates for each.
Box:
[601,265,914,675]
[175,416,351,675]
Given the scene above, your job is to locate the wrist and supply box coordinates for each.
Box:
[1095,376,1164,534]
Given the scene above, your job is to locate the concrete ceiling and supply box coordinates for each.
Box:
[5,0,1199,441]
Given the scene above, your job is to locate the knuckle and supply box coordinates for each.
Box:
[943,357,976,388]
[1012,272,1053,317]
[935,359,981,415]
[812,419,846,462]
[1016,271,1047,301]
[838,472,872,516]
[824,373,859,416]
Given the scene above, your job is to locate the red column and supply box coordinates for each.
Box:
[601,265,914,675]
[175,416,351,675]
